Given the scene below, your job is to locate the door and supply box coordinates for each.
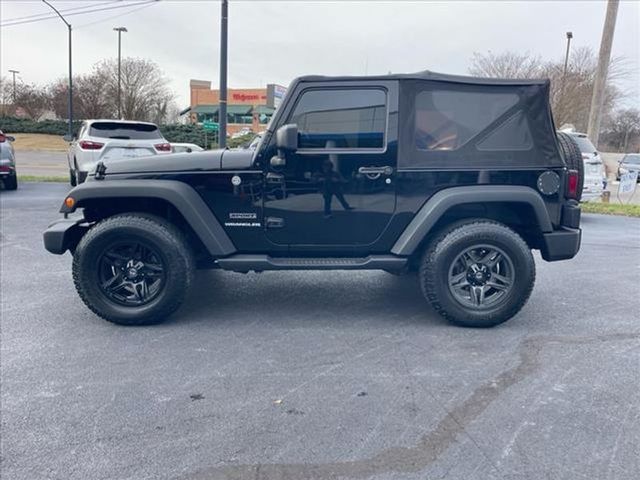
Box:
[263,85,397,250]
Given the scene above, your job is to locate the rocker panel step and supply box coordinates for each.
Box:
[216,255,407,272]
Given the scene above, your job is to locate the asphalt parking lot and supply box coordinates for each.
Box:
[1,182,639,480]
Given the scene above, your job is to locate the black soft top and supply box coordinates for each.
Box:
[296,70,550,87]
[282,70,562,169]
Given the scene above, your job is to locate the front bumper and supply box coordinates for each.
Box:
[43,218,89,254]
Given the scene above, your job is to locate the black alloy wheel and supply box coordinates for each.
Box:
[97,241,167,307]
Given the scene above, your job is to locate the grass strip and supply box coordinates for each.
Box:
[581,202,640,218]
[18,175,68,183]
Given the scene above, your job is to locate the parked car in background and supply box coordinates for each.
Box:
[563,130,606,202]
[66,120,171,185]
[230,127,253,140]
[0,130,17,190]
[617,153,640,181]
[245,131,264,150]
[171,143,204,154]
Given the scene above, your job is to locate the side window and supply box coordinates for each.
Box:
[289,89,387,150]
[414,90,519,151]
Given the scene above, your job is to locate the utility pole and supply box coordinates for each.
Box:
[8,69,19,103]
[113,27,128,119]
[587,0,619,147]
[42,0,73,139]
[219,0,228,148]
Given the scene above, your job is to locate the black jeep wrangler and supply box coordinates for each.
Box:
[44,71,582,328]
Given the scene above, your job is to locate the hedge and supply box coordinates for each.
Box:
[0,116,82,136]
[0,116,227,149]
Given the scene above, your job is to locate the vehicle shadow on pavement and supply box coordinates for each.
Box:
[174,270,444,327]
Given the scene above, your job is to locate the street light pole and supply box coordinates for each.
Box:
[563,31,573,77]
[42,0,73,139]
[559,31,573,113]
[8,69,20,103]
[219,0,228,148]
[113,27,128,119]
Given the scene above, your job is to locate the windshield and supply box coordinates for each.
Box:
[89,122,162,140]
[570,134,597,153]
[623,154,640,164]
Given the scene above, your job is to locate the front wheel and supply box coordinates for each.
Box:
[72,214,194,325]
[419,220,535,328]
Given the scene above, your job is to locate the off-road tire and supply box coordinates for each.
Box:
[556,132,584,201]
[3,174,17,190]
[72,213,194,326]
[419,220,535,328]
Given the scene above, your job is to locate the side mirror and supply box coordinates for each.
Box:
[276,124,298,152]
[186,147,193,153]
[5,135,15,142]
[63,134,74,142]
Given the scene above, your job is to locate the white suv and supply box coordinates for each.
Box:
[563,131,607,202]
[67,120,171,185]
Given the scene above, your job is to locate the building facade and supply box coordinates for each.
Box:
[184,80,287,135]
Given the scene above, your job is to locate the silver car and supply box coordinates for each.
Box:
[617,153,640,181]
[0,130,17,190]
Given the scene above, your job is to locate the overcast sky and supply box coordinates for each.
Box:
[1,0,638,109]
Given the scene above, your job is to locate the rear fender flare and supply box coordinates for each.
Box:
[61,179,236,257]
[391,185,553,256]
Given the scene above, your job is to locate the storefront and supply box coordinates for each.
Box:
[184,80,287,135]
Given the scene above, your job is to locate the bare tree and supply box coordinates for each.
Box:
[96,57,176,123]
[469,51,545,79]
[601,108,640,152]
[13,82,49,120]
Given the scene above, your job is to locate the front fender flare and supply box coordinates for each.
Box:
[61,179,236,257]
[391,185,553,256]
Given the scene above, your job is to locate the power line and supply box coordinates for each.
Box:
[75,1,157,29]
[2,1,122,24]
[1,0,158,28]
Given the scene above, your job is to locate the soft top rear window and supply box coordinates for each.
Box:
[89,122,162,140]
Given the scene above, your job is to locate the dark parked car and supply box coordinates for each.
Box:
[44,71,582,328]
[0,130,17,190]
[617,153,640,181]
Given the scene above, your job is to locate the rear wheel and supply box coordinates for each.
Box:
[419,220,535,328]
[69,168,77,187]
[556,132,584,201]
[72,214,194,325]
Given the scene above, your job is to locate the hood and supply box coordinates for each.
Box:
[100,148,254,176]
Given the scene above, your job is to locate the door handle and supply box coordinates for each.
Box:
[358,166,394,179]
[266,216,285,229]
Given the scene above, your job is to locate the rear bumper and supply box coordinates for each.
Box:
[541,227,581,261]
[43,218,89,254]
[541,201,581,262]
